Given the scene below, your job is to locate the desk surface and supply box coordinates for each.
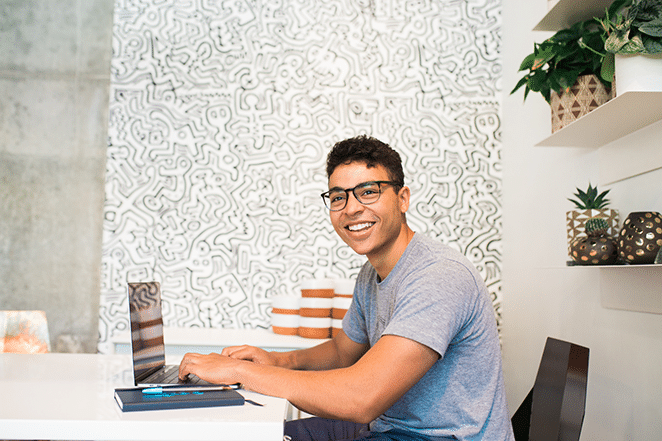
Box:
[0,353,287,441]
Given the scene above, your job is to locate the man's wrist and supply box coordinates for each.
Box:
[273,350,298,369]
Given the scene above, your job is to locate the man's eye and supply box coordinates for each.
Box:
[329,193,346,203]
[357,184,379,198]
[359,188,377,197]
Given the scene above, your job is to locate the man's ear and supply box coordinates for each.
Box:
[398,186,411,213]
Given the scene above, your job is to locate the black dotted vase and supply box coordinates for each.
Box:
[619,211,662,264]
[570,235,619,265]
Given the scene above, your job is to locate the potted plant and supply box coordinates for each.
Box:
[511,19,614,132]
[566,183,619,257]
[569,217,620,265]
[596,0,662,95]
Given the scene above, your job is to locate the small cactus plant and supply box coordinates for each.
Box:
[585,217,609,236]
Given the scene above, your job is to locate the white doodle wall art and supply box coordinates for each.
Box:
[99,0,502,353]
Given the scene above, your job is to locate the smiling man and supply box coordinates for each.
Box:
[179,136,514,440]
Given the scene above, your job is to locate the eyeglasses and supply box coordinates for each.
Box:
[321,181,400,211]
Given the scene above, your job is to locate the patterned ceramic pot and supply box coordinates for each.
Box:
[619,211,662,264]
[550,74,614,133]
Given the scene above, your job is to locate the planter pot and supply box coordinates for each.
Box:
[614,53,662,96]
[566,209,619,257]
[618,211,662,264]
[570,234,619,265]
[550,74,614,133]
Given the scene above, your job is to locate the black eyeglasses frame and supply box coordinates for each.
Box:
[320,180,401,211]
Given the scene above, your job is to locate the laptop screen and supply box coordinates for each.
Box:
[127,282,166,381]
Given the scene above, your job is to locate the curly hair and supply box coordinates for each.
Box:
[326,135,405,187]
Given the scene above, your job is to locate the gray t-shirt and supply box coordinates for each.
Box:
[343,233,514,440]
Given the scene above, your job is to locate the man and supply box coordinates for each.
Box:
[179,135,514,440]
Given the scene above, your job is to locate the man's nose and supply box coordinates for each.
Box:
[344,191,364,213]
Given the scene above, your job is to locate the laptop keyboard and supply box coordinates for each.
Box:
[146,365,206,385]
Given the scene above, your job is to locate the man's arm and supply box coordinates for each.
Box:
[220,330,369,371]
[178,331,439,423]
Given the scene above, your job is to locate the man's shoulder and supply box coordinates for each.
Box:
[408,234,472,269]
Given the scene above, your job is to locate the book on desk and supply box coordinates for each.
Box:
[114,387,245,412]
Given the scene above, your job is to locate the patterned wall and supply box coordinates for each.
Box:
[98,0,502,353]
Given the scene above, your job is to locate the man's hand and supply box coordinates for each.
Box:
[178,352,242,385]
[178,345,286,385]
[221,345,283,366]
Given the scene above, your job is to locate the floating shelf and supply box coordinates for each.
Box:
[535,92,662,148]
[565,264,662,314]
[534,0,612,31]
[600,265,662,314]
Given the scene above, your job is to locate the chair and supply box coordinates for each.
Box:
[0,310,51,353]
[511,337,589,441]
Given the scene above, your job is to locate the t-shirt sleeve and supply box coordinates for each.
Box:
[382,260,479,358]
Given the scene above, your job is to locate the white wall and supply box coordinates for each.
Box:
[502,1,662,439]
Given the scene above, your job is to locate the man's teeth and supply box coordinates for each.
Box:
[348,222,374,231]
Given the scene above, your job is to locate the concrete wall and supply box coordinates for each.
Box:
[502,0,662,439]
[0,1,113,353]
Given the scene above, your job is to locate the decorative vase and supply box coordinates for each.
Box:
[550,74,614,133]
[570,234,619,265]
[613,53,662,96]
[618,211,662,264]
[566,209,619,257]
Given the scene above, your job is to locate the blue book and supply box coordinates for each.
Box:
[114,387,245,412]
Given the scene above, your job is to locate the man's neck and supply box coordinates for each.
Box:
[368,226,415,281]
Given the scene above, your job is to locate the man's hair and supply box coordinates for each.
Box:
[326,135,405,187]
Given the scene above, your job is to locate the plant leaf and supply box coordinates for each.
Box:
[643,37,662,53]
[608,0,633,17]
[605,29,631,52]
[639,17,662,37]
[601,53,615,81]
[518,52,537,71]
[622,35,646,52]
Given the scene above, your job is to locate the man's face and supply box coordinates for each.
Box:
[327,162,409,261]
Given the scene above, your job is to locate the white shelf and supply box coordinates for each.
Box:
[535,92,662,148]
[599,265,662,314]
[534,0,612,31]
[566,264,662,314]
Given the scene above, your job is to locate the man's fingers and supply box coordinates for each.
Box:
[222,346,260,363]
[178,352,199,379]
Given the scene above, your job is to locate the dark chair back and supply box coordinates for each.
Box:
[511,337,589,441]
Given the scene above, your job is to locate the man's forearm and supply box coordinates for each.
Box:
[275,338,350,371]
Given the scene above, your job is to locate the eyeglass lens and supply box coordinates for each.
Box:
[325,182,383,211]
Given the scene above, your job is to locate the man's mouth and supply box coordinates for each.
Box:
[346,222,375,232]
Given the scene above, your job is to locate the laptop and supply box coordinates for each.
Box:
[127,281,210,387]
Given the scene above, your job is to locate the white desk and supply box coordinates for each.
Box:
[0,353,288,441]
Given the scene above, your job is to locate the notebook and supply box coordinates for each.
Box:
[127,281,210,387]
[114,387,245,412]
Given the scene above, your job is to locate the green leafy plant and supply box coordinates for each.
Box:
[568,183,611,209]
[598,0,662,55]
[511,19,612,103]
